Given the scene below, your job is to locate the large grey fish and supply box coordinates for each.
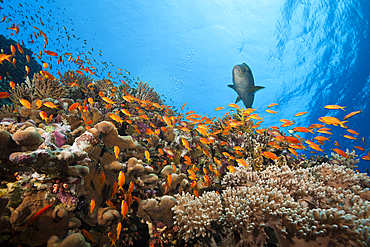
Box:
[228,63,265,108]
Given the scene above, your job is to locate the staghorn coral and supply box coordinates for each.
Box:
[330,149,359,169]
[0,104,16,117]
[59,70,94,100]
[9,74,67,104]
[33,73,67,99]
[135,81,163,104]
[9,76,36,104]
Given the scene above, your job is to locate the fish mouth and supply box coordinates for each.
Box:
[232,65,242,77]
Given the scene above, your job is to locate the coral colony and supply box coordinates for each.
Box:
[1,8,370,247]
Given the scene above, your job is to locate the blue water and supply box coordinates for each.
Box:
[2,0,370,170]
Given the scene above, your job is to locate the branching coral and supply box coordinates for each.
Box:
[59,70,93,99]
[174,163,370,246]
[135,81,163,104]
[9,76,36,104]
[330,149,359,168]
[33,73,67,99]
[172,191,223,242]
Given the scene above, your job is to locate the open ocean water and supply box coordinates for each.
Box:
[1,0,369,171]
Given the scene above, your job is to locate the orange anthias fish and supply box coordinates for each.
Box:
[120,109,131,117]
[293,127,313,133]
[343,110,362,120]
[17,43,24,54]
[128,181,134,194]
[318,116,347,128]
[39,70,55,80]
[114,146,120,159]
[68,102,80,111]
[36,99,42,109]
[108,232,117,247]
[121,200,128,219]
[265,109,278,114]
[39,111,48,120]
[227,165,235,173]
[108,113,124,125]
[0,53,14,64]
[294,111,307,117]
[19,99,31,109]
[362,152,370,161]
[343,135,357,141]
[203,175,211,187]
[215,106,224,111]
[305,140,323,152]
[80,229,97,244]
[181,103,187,110]
[181,138,192,151]
[145,150,151,162]
[354,146,365,151]
[347,129,359,136]
[228,103,240,109]
[116,222,122,242]
[110,181,118,198]
[10,44,16,54]
[167,174,172,188]
[102,97,116,104]
[163,116,172,127]
[288,147,298,156]
[9,81,15,89]
[90,199,95,214]
[324,105,346,111]
[20,204,53,230]
[0,92,11,99]
[268,103,278,108]
[99,171,105,185]
[332,148,348,158]
[44,50,58,56]
[25,65,30,75]
[262,151,279,160]
[118,171,125,191]
[43,101,58,109]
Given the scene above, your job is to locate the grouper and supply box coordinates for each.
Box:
[228,63,265,108]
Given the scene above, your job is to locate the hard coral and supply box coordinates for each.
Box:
[94,121,137,149]
[173,163,370,246]
[138,195,177,227]
[135,81,163,104]
[47,233,91,247]
[10,190,81,246]
[172,191,223,242]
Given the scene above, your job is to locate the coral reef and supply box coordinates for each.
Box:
[174,164,370,246]
[0,8,369,247]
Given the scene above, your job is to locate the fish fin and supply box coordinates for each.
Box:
[249,86,265,94]
[227,84,236,91]
[235,95,241,103]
